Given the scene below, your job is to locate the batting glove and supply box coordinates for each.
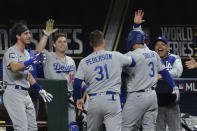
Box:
[172,86,180,102]
[43,19,58,36]
[33,82,53,103]
[32,52,46,64]
[24,52,46,67]
[39,89,53,103]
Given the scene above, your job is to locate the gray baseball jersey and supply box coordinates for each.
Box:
[3,45,37,131]
[43,50,76,123]
[124,47,165,92]
[3,45,32,88]
[43,50,76,92]
[122,47,166,131]
[75,50,133,131]
[75,50,133,94]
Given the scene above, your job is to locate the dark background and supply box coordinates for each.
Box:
[1,0,197,127]
[0,0,197,77]
[0,0,196,27]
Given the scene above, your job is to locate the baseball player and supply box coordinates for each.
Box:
[35,20,79,130]
[3,23,53,131]
[74,30,136,131]
[0,45,43,117]
[185,56,197,69]
[154,36,183,131]
[122,10,179,131]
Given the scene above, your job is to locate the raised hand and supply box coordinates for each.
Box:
[185,56,197,69]
[134,10,145,24]
[43,19,58,36]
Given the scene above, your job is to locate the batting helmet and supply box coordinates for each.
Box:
[127,30,145,50]
[154,36,168,45]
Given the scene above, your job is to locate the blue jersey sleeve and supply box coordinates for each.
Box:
[73,78,83,99]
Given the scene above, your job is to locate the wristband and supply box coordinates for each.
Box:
[133,24,140,28]
[33,82,42,91]
[24,59,33,67]
[82,85,88,91]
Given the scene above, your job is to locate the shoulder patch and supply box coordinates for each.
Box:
[9,53,16,58]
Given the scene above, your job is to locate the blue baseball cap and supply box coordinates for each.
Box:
[155,36,168,45]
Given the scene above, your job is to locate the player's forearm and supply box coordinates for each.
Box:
[10,57,37,72]
[36,35,49,53]
[10,62,26,72]
[29,73,36,85]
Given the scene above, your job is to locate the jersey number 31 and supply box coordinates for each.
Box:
[94,64,109,81]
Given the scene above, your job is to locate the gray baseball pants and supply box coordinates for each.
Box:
[156,104,181,131]
[3,86,37,131]
[122,90,158,131]
[87,93,121,131]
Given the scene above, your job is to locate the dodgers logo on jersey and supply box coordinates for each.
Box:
[164,61,173,71]
[53,62,74,74]
[162,55,176,71]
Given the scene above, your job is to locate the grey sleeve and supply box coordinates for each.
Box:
[73,59,77,76]
[5,49,18,66]
[75,60,85,80]
[169,55,183,78]
[115,52,134,67]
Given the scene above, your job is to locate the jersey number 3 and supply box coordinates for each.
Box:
[94,64,109,81]
[148,62,155,77]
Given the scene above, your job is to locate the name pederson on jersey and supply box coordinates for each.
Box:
[75,50,134,94]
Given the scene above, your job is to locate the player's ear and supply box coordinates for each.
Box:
[53,43,56,48]
[16,34,20,40]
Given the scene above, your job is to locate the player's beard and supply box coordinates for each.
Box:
[21,37,31,45]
